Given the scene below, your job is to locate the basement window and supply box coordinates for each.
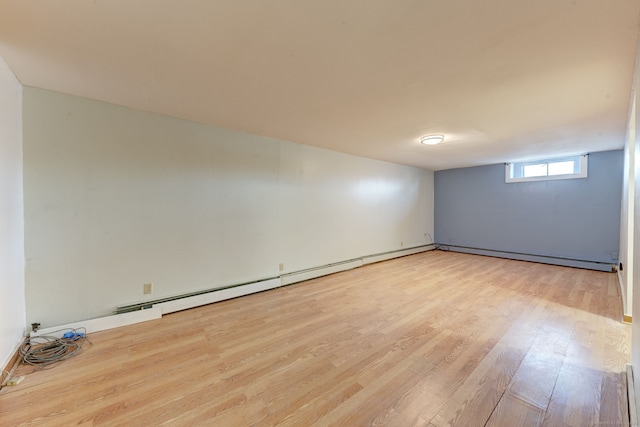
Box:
[505,155,588,183]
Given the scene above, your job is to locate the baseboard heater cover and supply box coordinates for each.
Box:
[440,244,614,272]
[157,278,282,315]
[280,259,363,286]
[117,244,435,314]
[31,307,162,338]
[362,245,431,265]
[38,244,434,337]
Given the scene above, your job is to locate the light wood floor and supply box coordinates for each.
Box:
[0,251,631,426]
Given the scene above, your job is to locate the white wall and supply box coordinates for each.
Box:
[23,87,434,327]
[620,95,635,317]
[0,56,26,368]
[630,32,640,408]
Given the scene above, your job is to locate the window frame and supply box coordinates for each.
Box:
[505,154,588,183]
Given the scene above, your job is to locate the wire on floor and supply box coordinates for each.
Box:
[20,328,92,368]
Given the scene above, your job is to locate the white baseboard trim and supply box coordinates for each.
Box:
[1,337,26,381]
[32,245,434,337]
[281,259,363,286]
[363,245,432,265]
[619,269,630,318]
[31,306,162,338]
[158,278,282,314]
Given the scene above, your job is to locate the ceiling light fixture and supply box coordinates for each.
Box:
[420,135,444,145]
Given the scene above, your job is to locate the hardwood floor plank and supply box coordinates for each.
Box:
[599,372,629,427]
[426,316,539,426]
[500,312,572,411]
[0,251,629,426]
[543,363,603,427]
[486,394,546,427]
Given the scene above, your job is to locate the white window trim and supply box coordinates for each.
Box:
[505,154,588,183]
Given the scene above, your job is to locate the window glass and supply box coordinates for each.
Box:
[548,161,574,176]
[505,155,587,183]
[523,163,547,177]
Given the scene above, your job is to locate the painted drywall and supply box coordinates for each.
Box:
[0,56,26,368]
[631,87,640,412]
[434,150,623,271]
[620,95,636,316]
[22,87,434,327]
[629,33,640,411]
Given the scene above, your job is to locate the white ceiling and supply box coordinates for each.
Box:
[1,1,639,170]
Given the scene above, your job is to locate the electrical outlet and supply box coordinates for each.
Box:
[400,241,404,248]
[143,283,153,295]
[279,263,284,272]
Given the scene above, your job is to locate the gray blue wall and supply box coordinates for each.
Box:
[434,150,623,271]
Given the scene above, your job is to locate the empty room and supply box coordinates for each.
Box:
[2,1,640,426]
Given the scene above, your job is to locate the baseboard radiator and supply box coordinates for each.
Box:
[439,244,615,272]
[115,244,435,316]
[31,244,434,338]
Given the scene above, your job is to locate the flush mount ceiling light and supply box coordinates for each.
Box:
[420,135,445,145]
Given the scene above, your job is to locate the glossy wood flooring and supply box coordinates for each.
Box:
[0,251,631,426]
